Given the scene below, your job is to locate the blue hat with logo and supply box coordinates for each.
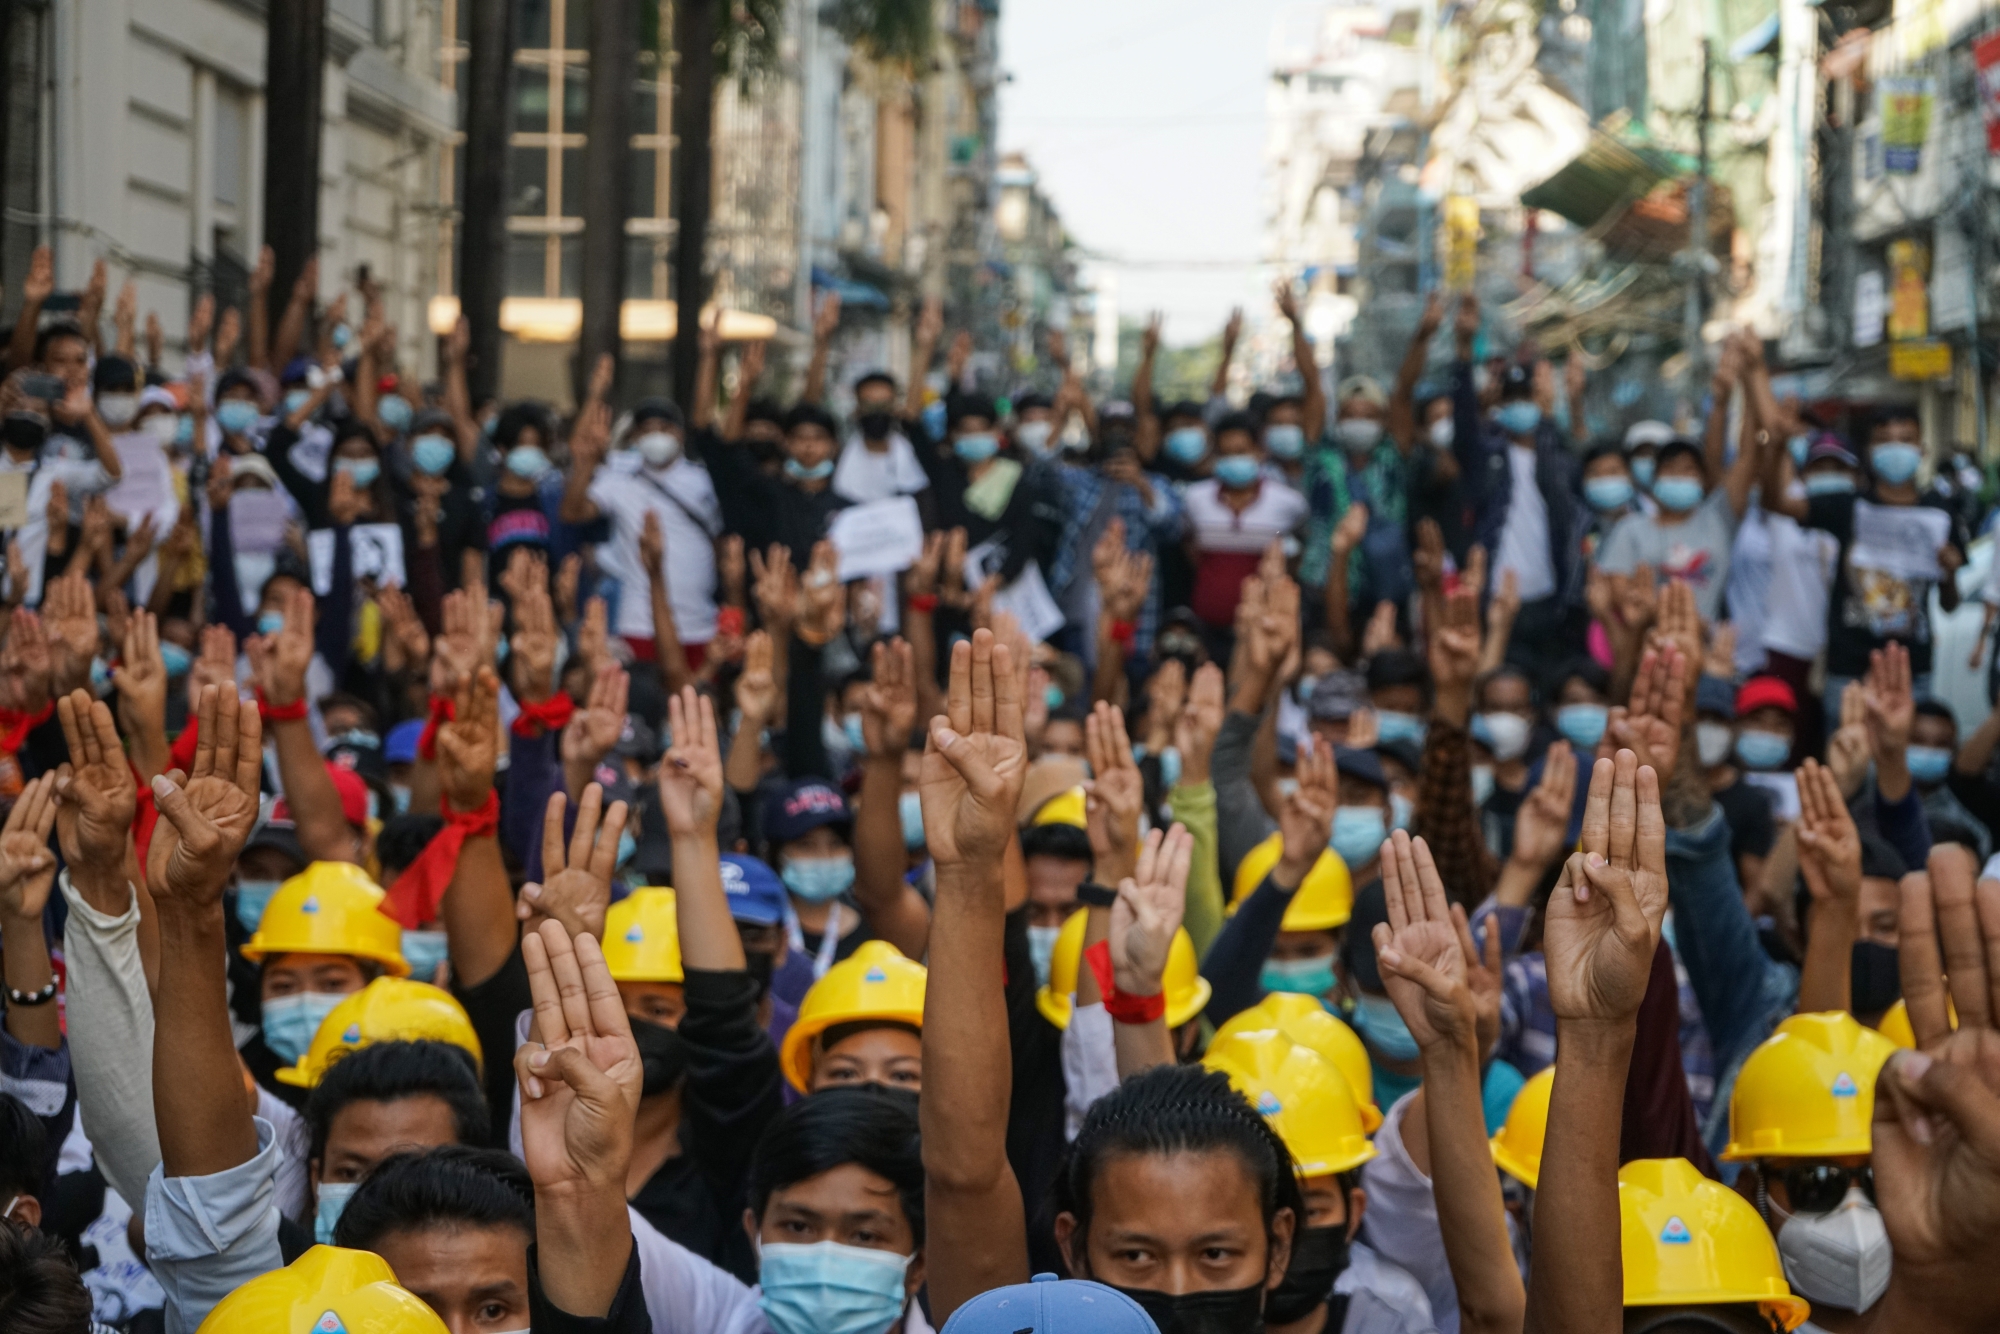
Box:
[719,853,787,927]
[385,718,427,766]
[763,777,852,844]
[940,1275,1159,1334]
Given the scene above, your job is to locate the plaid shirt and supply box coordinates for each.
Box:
[1414,715,1499,909]
[1045,461,1184,655]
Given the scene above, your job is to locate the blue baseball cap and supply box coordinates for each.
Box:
[719,853,786,926]
[941,1275,1158,1333]
[385,718,427,766]
[762,777,852,844]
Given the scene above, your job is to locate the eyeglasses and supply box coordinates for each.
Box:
[1773,1162,1874,1214]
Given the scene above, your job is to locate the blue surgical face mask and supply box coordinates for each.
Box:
[1906,745,1952,785]
[1261,954,1337,998]
[953,432,1000,463]
[1390,791,1413,832]
[1265,423,1306,459]
[1804,472,1857,496]
[1164,426,1207,464]
[1375,710,1426,746]
[216,399,260,435]
[1631,456,1656,489]
[1351,992,1422,1063]
[401,929,450,981]
[160,641,193,678]
[1213,455,1261,488]
[335,457,381,488]
[781,854,856,903]
[1651,476,1704,513]
[1584,476,1634,512]
[391,783,412,815]
[1029,925,1061,989]
[1789,434,1811,466]
[616,830,637,869]
[1470,764,1495,806]
[898,791,925,849]
[1495,401,1542,436]
[1734,728,1790,771]
[256,610,286,637]
[1870,442,1922,485]
[784,457,835,482]
[1158,745,1183,789]
[506,445,551,479]
[1329,805,1387,869]
[379,396,414,433]
[412,433,456,476]
[757,1240,912,1334]
[922,400,947,439]
[233,879,281,934]
[261,991,345,1063]
[1556,702,1608,750]
[283,389,311,417]
[842,712,866,754]
[174,414,196,447]
[330,322,354,351]
[315,1181,361,1246]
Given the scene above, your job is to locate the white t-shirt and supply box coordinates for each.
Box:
[590,451,722,645]
[1493,445,1555,602]
[832,431,930,504]
[1182,476,1309,553]
[1759,508,1840,661]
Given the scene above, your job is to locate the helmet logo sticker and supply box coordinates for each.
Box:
[1831,1072,1858,1097]
[865,967,887,982]
[315,1313,349,1333]
[626,926,645,942]
[1660,1216,1692,1244]
[1256,1091,1282,1115]
[342,1024,361,1042]
[302,897,320,914]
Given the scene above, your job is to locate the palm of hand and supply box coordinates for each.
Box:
[1517,796,1567,868]
[267,632,313,704]
[863,684,915,752]
[735,669,776,720]
[439,721,496,806]
[1543,860,1662,1021]
[531,869,610,940]
[1111,890,1173,986]
[520,1034,641,1188]
[1621,710,1679,778]
[1383,920,1469,1046]
[1874,1032,2000,1271]
[919,733,1025,865]
[0,831,53,918]
[66,764,135,866]
[147,776,257,909]
[1433,625,1480,684]
[1095,767,1143,842]
[659,758,721,836]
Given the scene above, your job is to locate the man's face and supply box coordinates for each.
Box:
[618,979,687,1028]
[1584,455,1630,486]
[1372,684,1424,717]
[316,1094,461,1186]
[1860,876,1901,948]
[41,333,88,381]
[1910,713,1956,755]
[813,1026,923,1092]
[1481,675,1535,724]
[372,1222,531,1334]
[1266,401,1303,429]
[856,381,897,413]
[788,424,835,469]
[1738,705,1795,755]
[750,1162,924,1302]
[262,952,368,1002]
[1215,429,1259,460]
[955,414,995,439]
[1025,855,1087,929]
[1871,417,1921,446]
[1040,720,1085,759]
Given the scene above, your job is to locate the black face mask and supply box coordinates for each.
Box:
[3,414,47,455]
[1262,1225,1349,1325]
[1113,1281,1265,1334]
[629,1015,690,1096]
[1850,940,1902,1019]
[858,410,894,441]
[746,434,783,465]
[743,949,774,1001]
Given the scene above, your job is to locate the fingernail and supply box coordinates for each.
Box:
[529,1049,550,1070]
[150,774,172,796]
[1898,1050,1933,1084]
[527,1076,543,1099]
[1909,1112,1934,1144]
[1587,852,1605,868]
[1380,948,1402,967]
[935,727,959,746]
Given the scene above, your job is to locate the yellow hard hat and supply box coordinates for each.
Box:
[602,888,684,983]
[242,862,409,976]
[1212,992,1380,1131]
[1619,1158,1810,1330]
[1032,786,1088,829]
[275,976,484,1087]
[780,941,927,1092]
[1034,908,1212,1031]
[1875,996,1956,1049]
[1229,832,1352,932]
[1204,1028,1376,1176]
[1489,1065,1554,1189]
[197,1244,448,1333]
[1721,1011,1898,1161]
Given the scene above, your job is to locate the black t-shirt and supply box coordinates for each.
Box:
[453,947,534,1147]
[1714,777,1777,864]
[1803,490,1969,678]
[694,427,849,563]
[1001,905,1071,1277]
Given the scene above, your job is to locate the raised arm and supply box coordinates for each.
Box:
[904,296,943,422]
[433,665,516,988]
[1107,824,1193,1079]
[5,245,52,373]
[1793,758,1862,1014]
[245,247,274,371]
[658,685,746,971]
[801,290,840,406]
[270,255,318,374]
[854,637,933,959]
[1210,307,1242,402]
[249,585,359,863]
[1389,294,1444,452]
[0,774,63,1051]
[1274,279,1326,443]
[919,630,1032,1321]
[690,310,722,432]
[1132,313,1162,464]
[557,401,610,525]
[442,316,483,460]
[638,511,695,695]
[723,340,766,442]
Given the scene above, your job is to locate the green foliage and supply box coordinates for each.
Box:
[825,0,936,66]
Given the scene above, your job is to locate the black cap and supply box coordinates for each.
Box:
[93,355,139,394]
[630,397,686,430]
[1334,745,1388,790]
[1498,364,1535,402]
[1341,879,1389,993]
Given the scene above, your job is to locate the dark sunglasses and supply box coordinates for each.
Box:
[1774,1162,1874,1214]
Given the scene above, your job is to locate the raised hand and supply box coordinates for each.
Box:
[1413,518,1446,597]
[433,586,490,696]
[187,624,238,715]
[248,584,315,709]
[575,597,610,678]
[1541,751,1668,1026]
[734,629,779,723]
[112,607,169,738]
[1795,757,1861,910]
[145,685,263,911]
[560,662,630,770]
[1428,559,1483,693]
[1143,657,1187,752]
[1085,702,1144,879]
[1826,681,1872,800]
[1606,642,1686,781]
[377,585,431,676]
[658,685,724,838]
[54,690,138,875]
[861,637,918,758]
[1111,824,1193,997]
[509,555,560,704]
[917,629,1028,868]
[798,540,846,645]
[0,772,60,923]
[749,543,799,634]
[42,571,100,685]
[1864,641,1915,762]
[0,608,52,713]
[515,920,643,1200]
[1173,662,1226,784]
[639,510,666,576]
[1647,579,1701,706]
[1331,502,1370,560]
[437,665,501,813]
[1511,739,1577,872]
[1374,831,1478,1051]
[1276,736,1337,883]
[519,786,625,941]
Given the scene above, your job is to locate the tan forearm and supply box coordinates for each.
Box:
[1425,1038,1526,1334]
[1525,1021,1633,1334]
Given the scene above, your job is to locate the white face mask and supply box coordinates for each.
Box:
[1335,418,1383,452]
[1695,721,1733,768]
[1428,417,1454,449]
[1470,764,1495,806]
[1474,711,1532,762]
[1015,420,1053,455]
[1775,1186,1891,1312]
[636,430,680,467]
[97,393,139,427]
[140,412,179,443]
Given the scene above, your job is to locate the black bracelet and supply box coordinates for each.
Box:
[1076,881,1119,909]
[6,979,57,1007]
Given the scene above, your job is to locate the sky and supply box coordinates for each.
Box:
[996,0,1308,345]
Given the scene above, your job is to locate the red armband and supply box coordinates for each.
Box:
[255,690,309,724]
[380,791,500,928]
[1108,619,1137,648]
[1082,938,1168,1025]
[416,695,456,761]
[908,593,939,614]
[0,701,54,756]
[510,692,576,737]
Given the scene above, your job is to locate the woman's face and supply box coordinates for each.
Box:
[371,1222,532,1334]
[260,951,367,1002]
[334,437,379,464]
[1058,1148,1294,1298]
[618,979,687,1028]
[812,1025,922,1093]
[1300,1177,1360,1233]
[1215,429,1261,460]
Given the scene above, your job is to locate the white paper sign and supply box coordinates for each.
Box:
[0,473,27,531]
[1849,499,1951,581]
[308,523,406,594]
[965,538,1065,644]
[229,490,291,554]
[827,496,925,581]
[103,432,175,523]
[1743,771,1800,823]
